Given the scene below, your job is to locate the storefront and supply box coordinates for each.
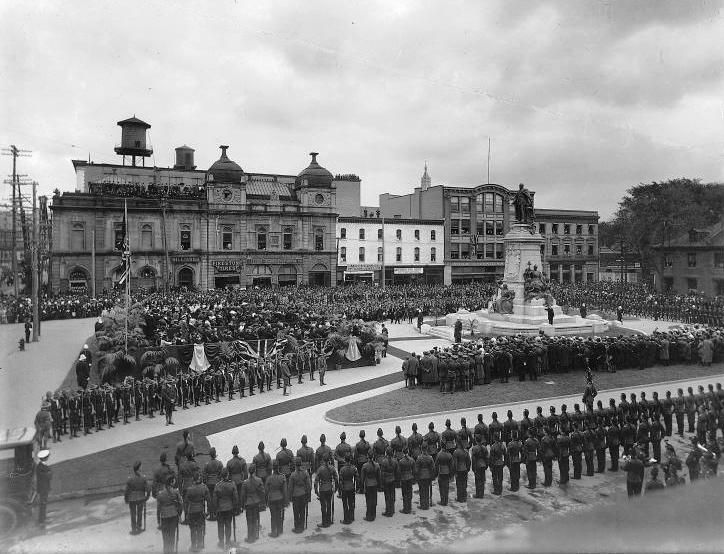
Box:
[213,259,242,289]
[384,265,444,285]
[342,263,381,284]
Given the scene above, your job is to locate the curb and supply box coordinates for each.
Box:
[323,372,724,427]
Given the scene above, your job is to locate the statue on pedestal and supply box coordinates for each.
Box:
[523,262,551,301]
[512,183,535,226]
[493,281,515,314]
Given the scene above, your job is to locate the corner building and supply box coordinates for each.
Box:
[50,117,352,292]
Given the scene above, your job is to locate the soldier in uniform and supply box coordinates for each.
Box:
[186,471,210,551]
[157,474,183,554]
[226,445,248,510]
[471,434,489,497]
[398,448,414,513]
[673,388,686,436]
[152,452,176,529]
[390,426,407,462]
[507,431,523,491]
[424,422,440,460]
[240,464,264,543]
[338,453,358,523]
[353,430,370,493]
[457,417,473,451]
[179,452,200,524]
[607,417,621,471]
[288,458,311,533]
[556,429,571,485]
[488,412,504,444]
[540,427,556,487]
[124,460,150,535]
[407,423,423,460]
[441,419,457,454]
[253,441,272,490]
[361,452,380,521]
[523,430,539,489]
[203,448,223,521]
[414,442,435,509]
[570,423,583,479]
[474,414,489,446]
[452,438,471,501]
[334,432,353,475]
[685,386,698,433]
[276,438,294,490]
[594,419,607,473]
[265,460,287,538]
[372,428,389,463]
[650,415,664,462]
[489,431,506,495]
[379,447,399,516]
[297,435,316,476]
[316,434,333,473]
[314,454,338,527]
[582,423,595,477]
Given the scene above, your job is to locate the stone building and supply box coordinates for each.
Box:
[379,165,599,285]
[50,117,356,292]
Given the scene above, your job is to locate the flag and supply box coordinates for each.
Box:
[232,340,259,360]
[267,337,288,359]
[117,200,131,285]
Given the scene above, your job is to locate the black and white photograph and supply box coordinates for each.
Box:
[1,1,723,553]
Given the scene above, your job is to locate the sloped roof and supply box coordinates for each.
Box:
[660,219,724,248]
[246,180,295,200]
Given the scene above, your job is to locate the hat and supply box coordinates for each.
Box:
[133,460,142,471]
[232,445,239,455]
[38,449,50,460]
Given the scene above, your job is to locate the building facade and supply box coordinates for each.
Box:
[50,117,357,292]
[336,217,445,285]
[654,221,724,295]
[380,166,600,285]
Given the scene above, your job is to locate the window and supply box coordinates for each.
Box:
[461,219,471,235]
[450,220,460,235]
[552,224,559,235]
[552,244,558,256]
[540,244,545,257]
[575,225,582,235]
[430,247,436,262]
[687,253,696,267]
[494,194,504,213]
[663,255,673,267]
[450,196,460,213]
[687,278,697,290]
[460,244,470,260]
[314,228,324,251]
[430,230,436,241]
[564,224,570,235]
[475,193,483,212]
[283,227,293,250]
[587,272,594,282]
[113,223,124,251]
[257,227,267,250]
[359,228,365,240]
[180,225,191,250]
[140,266,155,279]
[714,252,724,268]
[340,228,346,239]
[359,247,365,262]
[222,226,233,250]
[485,243,494,259]
[587,244,594,256]
[485,221,494,235]
[340,247,346,262]
[396,229,402,240]
[588,225,594,235]
[564,244,570,255]
[460,197,470,215]
[450,245,459,260]
[539,223,546,235]
[414,247,420,261]
[484,192,494,213]
[495,221,503,236]
[71,223,85,250]
[396,247,402,262]
[141,224,153,250]
[377,228,383,240]
[576,245,582,256]
[495,243,504,259]
[377,247,383,262]
[414,229,420,240]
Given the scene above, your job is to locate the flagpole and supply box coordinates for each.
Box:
[124,199,130,355]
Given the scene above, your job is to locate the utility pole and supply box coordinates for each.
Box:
[2,145,32,296]
[32,181,39,341]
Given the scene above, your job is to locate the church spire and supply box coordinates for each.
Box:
[421,161,431,191]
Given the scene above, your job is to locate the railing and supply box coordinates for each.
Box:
[87,182,206,200]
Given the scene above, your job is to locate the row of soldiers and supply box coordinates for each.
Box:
[144,379,723,550]
[44,352,326,443]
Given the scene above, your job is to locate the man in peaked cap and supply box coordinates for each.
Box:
[124,460,151,535]
[36,449,52,526]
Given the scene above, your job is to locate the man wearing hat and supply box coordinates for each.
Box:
[185,471,210,551]
[36,449,52,526]
[334,432,353,476]
[226,445,248,508]
[314,453,338,527]
[360,452,381,520]
[379,447,399,517]
[203,448,223,521]
[265,460,287,538]
[76,354,90,389]
[276,438,294,490]
[315,434,332,473]
[353,430,370,493]
[338,453,358,523]
[240,464,264,543]
[212,468,237,549]
[288,457,312,533]
[124,460,151,535]
[297,435,315,476]
[157,473,183,554]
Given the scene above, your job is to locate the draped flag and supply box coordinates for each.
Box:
[232,340,259,360]
[189,343,210,373]
[267,337,288,359]
[116,199,131,285]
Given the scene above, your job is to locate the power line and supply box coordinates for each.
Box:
[1,145,32,296]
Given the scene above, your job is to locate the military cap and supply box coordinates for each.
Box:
[340,432,346,440]
[359,430,366,438]
[232,445,239,455]
[377,428,383,437]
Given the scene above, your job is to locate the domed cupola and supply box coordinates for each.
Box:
[207,145,243,183]
[296,152,333,187]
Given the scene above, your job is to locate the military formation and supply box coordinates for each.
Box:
[403,326,724,392]
[132,379,724,551]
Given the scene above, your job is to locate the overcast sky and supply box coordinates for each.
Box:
[2,0,723,219]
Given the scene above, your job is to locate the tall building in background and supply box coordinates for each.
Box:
[50,117,359,292]
[380,165,599,285]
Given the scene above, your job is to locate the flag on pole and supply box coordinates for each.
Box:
[267,337,289,359]
[118,200,131,285]
[232,340,259,360]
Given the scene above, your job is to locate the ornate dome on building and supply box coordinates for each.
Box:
[207,145,243,183]
[297,152,333,187]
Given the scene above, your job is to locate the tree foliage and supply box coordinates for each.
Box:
[603,178,724,281]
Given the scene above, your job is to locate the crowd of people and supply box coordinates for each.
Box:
[0,293,116,324]
[402,325,724,392]
[127,376,724,551]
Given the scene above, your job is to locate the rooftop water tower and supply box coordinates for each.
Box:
[174,145,196,170]
[114,116,153,166]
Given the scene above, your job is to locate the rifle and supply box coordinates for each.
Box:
[331,490,335,521]
[232,510,236,544]
[143,501,146,531]
[305,500,308,529]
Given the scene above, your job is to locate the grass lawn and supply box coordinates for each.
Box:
[326,361,724,423]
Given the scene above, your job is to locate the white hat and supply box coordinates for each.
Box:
[38,449,50,460]
[83,344,89,349]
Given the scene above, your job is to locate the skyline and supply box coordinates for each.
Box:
[2,0,723,219]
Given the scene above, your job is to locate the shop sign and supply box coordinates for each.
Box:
[171,256,199,263]
[394,267,424,274]
[346,263,381,271]
[213,260,241,273]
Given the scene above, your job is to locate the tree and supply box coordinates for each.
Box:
[603,178,724,284]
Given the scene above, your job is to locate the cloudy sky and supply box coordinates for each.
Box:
[1,0,723,219]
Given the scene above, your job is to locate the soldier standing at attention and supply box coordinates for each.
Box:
[157,474,183,554]
[226,445,248,511]
[264,460,287,538]
[506,431,523,491]
[407,423,423,460]
[288,457,311,533]
[276,438,294,491]
[523,430,539,489]
[361,453,380,521]
[540,428,556,487]
[185,472,210,552]
[398,448,415,514]
[297,435,315,477]
[338,453,358,523]
[203,447,223,521]
[152,453,175,529]
[124,460,150,535]
[379,447,399,516]
[435,443,454,505]
[414,441,435,510]
[471,434,489,497]
[353,430,370,493]
[314,454,338,527]
[556,429,571,485]
[452,439,471,501]
[489,432,506,495]
[240,464,264,543]
[673,388,686,437]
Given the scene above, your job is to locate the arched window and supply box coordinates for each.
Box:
[141,224,153,250]
[180,224,191,250]
[71,223,85,250]
[257,226,267,250]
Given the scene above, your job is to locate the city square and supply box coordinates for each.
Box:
[1,2,724,554]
